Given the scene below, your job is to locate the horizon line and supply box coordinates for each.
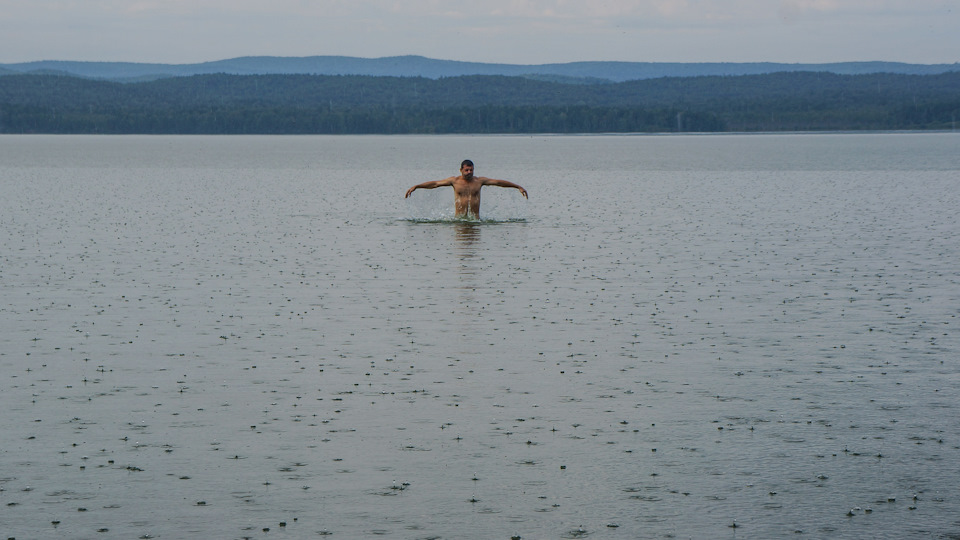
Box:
[3,55,959,67]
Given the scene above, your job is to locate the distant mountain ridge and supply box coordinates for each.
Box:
[2,55,958,83]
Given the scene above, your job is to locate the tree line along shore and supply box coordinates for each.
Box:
[1,71,957,134]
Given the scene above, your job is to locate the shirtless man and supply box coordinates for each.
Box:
[405,160,527,219]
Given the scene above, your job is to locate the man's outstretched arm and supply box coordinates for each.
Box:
[481,178,528,199]
[405,177,455,198]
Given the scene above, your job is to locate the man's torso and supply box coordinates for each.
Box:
[451,175,484,217]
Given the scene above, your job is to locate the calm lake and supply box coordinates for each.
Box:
[2,133,959,539]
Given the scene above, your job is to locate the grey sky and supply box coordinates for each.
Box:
[1,0,957,64]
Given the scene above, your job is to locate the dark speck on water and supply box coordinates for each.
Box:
[1,133,959,538]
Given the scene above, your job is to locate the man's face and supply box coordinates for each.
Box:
[461,164,474,179]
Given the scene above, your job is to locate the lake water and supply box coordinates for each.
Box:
[1,133,959,539]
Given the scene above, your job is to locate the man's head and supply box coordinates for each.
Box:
[460,159,474,179]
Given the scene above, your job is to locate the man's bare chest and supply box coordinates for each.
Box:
[451,178,483,196]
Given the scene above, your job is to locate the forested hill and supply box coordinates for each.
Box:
[1,71,958,134]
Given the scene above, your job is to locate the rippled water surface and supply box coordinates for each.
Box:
[2,133,959,539]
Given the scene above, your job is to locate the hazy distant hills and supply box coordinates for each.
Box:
[2,55,958,82]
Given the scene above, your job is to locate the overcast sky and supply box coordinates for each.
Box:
[1,0,957,65]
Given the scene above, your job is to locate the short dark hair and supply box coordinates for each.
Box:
[461,159,474,169]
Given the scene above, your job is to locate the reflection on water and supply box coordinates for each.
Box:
[454,222,482,301]
[453,220,482,256]
[454,219,482,257]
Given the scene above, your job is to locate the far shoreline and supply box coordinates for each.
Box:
[1,129,957,137]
